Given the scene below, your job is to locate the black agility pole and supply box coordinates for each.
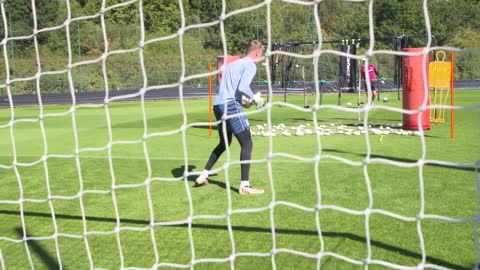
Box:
[375,57,381,102]
[302,66,309,109]
[319,79,325,105]
[282,55,286,103]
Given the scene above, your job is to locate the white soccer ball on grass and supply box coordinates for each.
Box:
[295,130,305,136]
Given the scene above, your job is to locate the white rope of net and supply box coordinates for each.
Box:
[0,0,478,269]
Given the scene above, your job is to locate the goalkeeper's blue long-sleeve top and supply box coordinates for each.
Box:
[214,57,256,105]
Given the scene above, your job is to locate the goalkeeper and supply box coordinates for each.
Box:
[196,40,265,195]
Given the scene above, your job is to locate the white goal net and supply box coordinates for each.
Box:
[0,0,479,269]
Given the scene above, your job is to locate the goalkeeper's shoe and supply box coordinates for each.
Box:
[195,175,209,185]
[239,186,264,195]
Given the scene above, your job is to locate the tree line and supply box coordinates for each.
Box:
[1,0,479,94]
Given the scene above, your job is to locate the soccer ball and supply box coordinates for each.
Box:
[383,97,389,102]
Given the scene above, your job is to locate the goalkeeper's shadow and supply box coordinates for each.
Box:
[170,165,239,193]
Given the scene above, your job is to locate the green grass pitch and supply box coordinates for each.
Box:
[0,90,478,269]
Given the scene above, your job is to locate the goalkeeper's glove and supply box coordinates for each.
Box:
[241,95,252,108]
[252,92,264,108]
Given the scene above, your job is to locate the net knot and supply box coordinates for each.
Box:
[417,159,424,167]
[366,48,373,57]
[269,201,275,210]
[362,159,369,166]
[144,178,151,185]
[419,104,427,112]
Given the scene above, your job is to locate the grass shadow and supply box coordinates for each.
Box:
[0,214,467,270]
[14,227,63,269]
[289,118,327,123]
[322,148,476,172]
[190,125,218,131]
[170,164,238,193]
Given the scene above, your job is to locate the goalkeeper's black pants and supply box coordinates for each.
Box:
[204,128,252,181]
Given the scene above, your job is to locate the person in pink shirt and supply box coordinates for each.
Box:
[360,64,379,105]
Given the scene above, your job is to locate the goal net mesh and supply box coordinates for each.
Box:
[0,0,479,269]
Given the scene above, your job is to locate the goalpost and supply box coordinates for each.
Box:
[0,0,478,269]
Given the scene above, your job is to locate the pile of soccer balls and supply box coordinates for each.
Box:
[251,123,422,137]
